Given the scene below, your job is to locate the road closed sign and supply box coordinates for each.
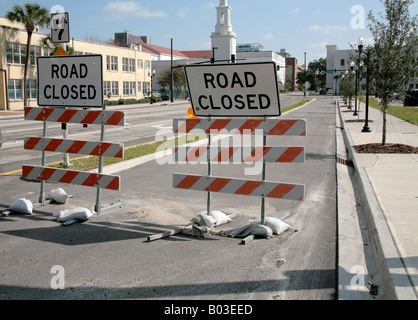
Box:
[184,62,281,117]
[37,55,103,108]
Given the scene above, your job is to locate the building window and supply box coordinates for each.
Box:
[143,82,150,95]
[129,58,135,72]
[122,58,129,72]
[30,46,40,66]
[144,61,150,69]
[340,59,345,67]
[104,81,111,96]
[138,82,141,93]
[8,80,22,100]
[106,56,118,71]
[137,59,143,69]
[111,81,119,96]
[130,82,136,95]
[123,81,129,95]
[26,80,36,100]
[6,43,27,65]
[43,47,53,56]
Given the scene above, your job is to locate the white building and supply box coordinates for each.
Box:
[326,45,355,94]
[211,0,237,62]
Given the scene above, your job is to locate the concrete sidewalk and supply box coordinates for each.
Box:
[338,100,418,299]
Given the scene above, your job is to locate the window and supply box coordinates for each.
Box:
[6,43,27,64]
[106,56,118,71]
[104,81,111,96]
[143,82,150,95]
[8,80,22,100]
[137,59,143,69]
[43,47,53,56]
[26,80,36,100]
[130,82,136,95]
[122,58,129,72]
[129,58,135,72]
[123,81,130,95]
[111,81,119,96]
[138,82,142,93]
[6,43,13,63]
[340,59,345,67]
[144,60,150,69]
[30,46,40,66]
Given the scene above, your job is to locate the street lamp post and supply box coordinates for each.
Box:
[148,69,156,105]
[353,37,364,116]
[362,47,372,133]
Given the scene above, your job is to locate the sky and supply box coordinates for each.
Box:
[1,0,417,65]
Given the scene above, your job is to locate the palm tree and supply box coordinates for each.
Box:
[6,3,50,107]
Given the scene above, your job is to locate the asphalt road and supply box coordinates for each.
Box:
[0,95,337,300]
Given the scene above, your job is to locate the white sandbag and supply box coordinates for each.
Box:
[251,216,291,235]
[192,213,218,228]
[8,198,33,214]
[55,207,94,222]
[46,188,69,204]
[209,210,231,226]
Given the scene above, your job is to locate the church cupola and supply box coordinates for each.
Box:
[211,0,237,62]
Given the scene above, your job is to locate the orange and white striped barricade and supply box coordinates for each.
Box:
[173,118,307,226]
[22,106,126,214]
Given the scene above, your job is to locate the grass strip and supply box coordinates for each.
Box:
[360,97,417,126]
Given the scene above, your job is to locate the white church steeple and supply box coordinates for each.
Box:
[211,0,237,62]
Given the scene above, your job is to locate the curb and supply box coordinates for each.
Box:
[337,100,417,300]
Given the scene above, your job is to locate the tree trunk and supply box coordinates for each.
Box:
[381,101,387,146]
[24,30,33,107]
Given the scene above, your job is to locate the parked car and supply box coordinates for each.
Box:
[404,91,418,106]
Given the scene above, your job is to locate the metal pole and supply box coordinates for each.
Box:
[95,104,106,214]
[362,62,371,132]
[261,117,267,225]
[171,38,174,103]
[207,117,212,216]
[39,121,48,204]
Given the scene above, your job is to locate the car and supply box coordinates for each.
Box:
[404,91,418,106]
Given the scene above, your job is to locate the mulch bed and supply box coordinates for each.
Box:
[345,119,374,123]
[353,143,418,154]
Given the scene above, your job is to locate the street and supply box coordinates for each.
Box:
[0,95,337,300]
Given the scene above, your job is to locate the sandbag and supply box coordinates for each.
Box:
[251,216,291,235]
[46,188,69,204]
[54,207,94,222]
[209,210,232,226]
[193,210,232,227]
[8,198,33,214]
[192,213,218,228]
[220,223,273,239]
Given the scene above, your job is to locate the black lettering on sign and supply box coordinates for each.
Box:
[50,63,89,79]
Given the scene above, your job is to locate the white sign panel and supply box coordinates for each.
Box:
[37,55,103,108]
[51,12,70,43]
[184,62,281,117]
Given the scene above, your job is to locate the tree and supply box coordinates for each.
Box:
[6,3,50,107]
[367,0,417,145]
[158,67,186,91]
[296,58,327,93]
[339,71,356,108]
